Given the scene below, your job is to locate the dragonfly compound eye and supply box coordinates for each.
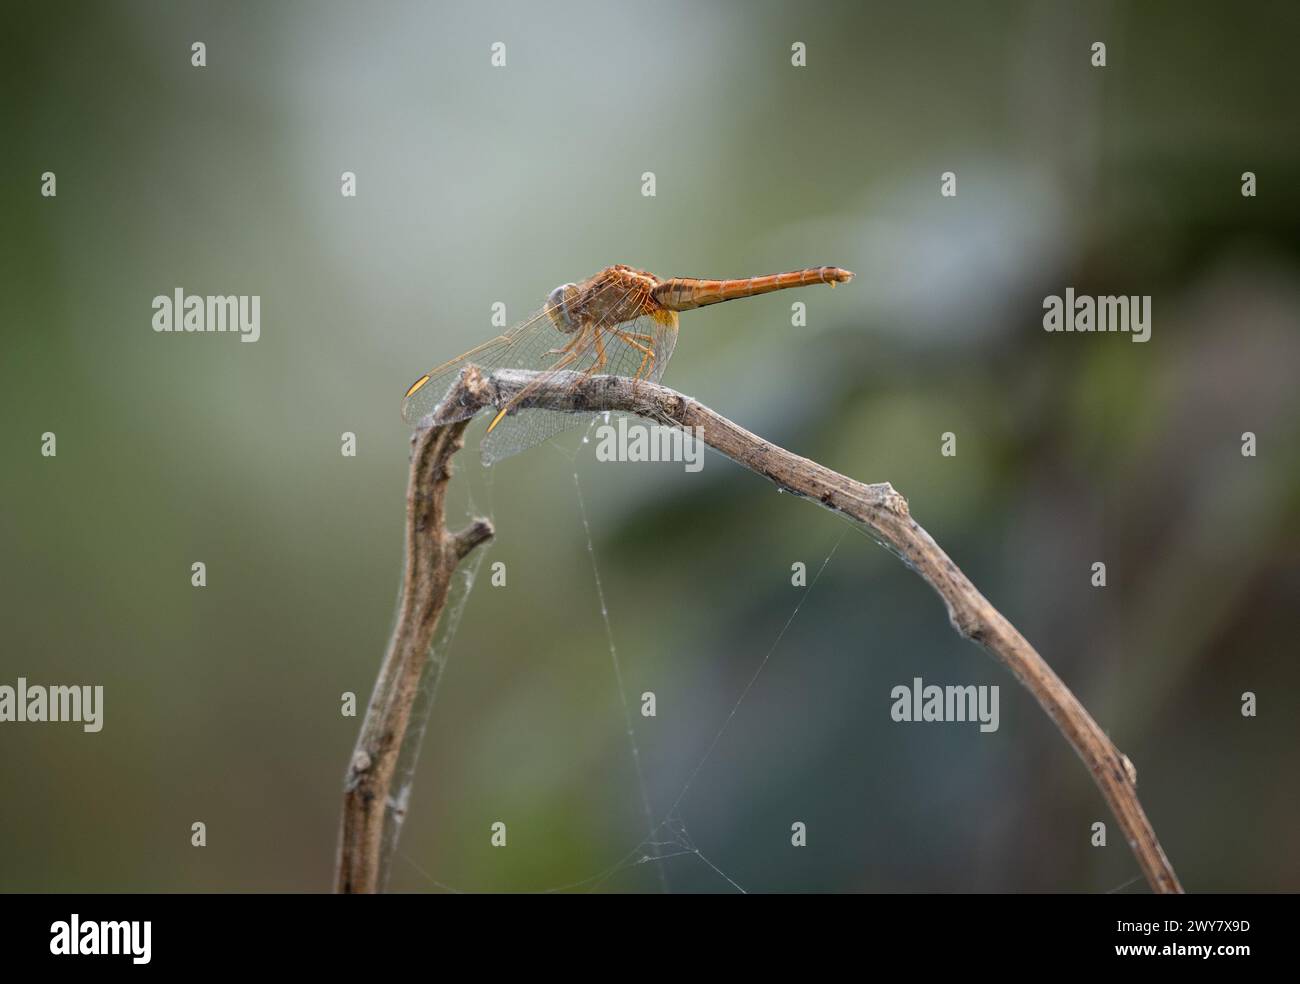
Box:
[546,283,579,333]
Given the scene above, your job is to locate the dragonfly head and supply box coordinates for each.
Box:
[546,283,579,333]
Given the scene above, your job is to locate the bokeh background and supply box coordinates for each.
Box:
[2,1,1297,893]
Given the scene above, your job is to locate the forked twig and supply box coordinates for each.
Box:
[337,364,1182,894]
[335,410,493,894]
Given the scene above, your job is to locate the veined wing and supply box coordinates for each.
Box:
[402,308,557,427]
[479,308,679,465]
[402,276,641,426]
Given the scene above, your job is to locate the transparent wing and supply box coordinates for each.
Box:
[479,310,680,465]
[401,308,573,427]
[402,276,643,426]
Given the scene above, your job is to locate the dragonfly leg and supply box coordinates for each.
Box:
[569,325,609,386]
[544,334,584,357]
[544,322,594,358]
[614,330,655,383]
[617,330,657,381]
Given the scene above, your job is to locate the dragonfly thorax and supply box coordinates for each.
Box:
[545,283,580,334]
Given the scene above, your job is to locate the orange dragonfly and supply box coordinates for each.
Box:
[403,263,854,463]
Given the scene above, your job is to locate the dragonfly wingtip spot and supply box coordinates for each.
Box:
[404,374,431,399]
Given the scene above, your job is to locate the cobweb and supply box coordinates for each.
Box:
[387,411,1147,894]
[572,466,669,894]
[376,411,848,894]
[376,481,493,892]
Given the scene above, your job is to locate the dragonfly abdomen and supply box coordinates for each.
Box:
[652,266,853,311]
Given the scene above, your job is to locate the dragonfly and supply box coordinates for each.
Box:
[402,263,854,463]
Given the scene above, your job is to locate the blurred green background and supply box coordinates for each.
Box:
[2,0,1297,893]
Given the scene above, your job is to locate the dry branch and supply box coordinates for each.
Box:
[334,412,493,894]
[337,364,1183,894]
